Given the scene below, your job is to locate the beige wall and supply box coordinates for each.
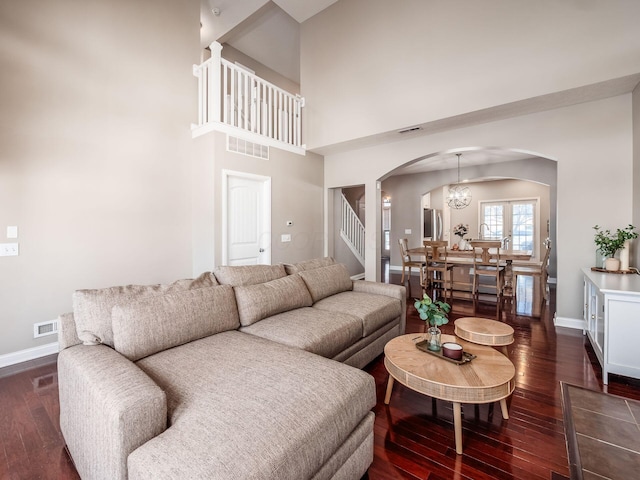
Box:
[191,131,324,272]
[220,44,300,95]
[0,0,200,357]
[301,0,640,150]
[324,95,633,325]
[633,86,640,262]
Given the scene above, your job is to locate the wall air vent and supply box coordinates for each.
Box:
[398,126,422,134]
[33,319,58,338]
[227,135,269,160]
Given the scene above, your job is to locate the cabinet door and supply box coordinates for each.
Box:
[584,277,604,364]
[583,279,590,328]
[594,289,605,354]
[607,298,640,374]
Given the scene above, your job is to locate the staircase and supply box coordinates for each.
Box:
[340,194,365,267]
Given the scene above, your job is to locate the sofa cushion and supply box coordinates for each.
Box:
[298,263,353,303]
[112,285,239,361]
[283,256,336,275]
[233,274,313,327]
[313,291,402,337]
[131,331,375,480]
[240,307,362,358]
[213,264,286,286]
[72,272,217,347]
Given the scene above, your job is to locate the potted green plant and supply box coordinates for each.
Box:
[593,224,638,271]
[414,293,451,351]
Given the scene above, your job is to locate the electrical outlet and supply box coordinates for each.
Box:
[281,234,291,242]
[0,243,19,256]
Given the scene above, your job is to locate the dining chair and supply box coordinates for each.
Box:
[469,240,505,300]
[398,238,425,286]
[513,238,551,302]
[423,240,453,301]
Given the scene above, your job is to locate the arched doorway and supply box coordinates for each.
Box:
[378,147,557,313]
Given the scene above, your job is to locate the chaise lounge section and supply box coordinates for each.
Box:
[57,258,405,479]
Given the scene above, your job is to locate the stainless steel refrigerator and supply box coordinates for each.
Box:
[423,208,443,240]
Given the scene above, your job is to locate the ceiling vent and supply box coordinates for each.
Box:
[398,126,422,134]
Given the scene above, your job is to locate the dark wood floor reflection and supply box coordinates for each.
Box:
[366,269,640,480]
[2,270,640,479]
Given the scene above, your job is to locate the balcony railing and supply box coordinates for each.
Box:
[192,42,305,155]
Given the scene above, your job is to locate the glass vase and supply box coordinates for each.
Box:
[595,249,608,269]
[426,326,442,351]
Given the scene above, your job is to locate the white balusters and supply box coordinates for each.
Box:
[192,42,304,150]
[341,194,365,266]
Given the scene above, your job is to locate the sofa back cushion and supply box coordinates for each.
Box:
[299,263,353,303]
[233,275,313,327]
[283,257,336,275]
[72,272,217,346]
[213,264,286,286]
[112,285,239,361]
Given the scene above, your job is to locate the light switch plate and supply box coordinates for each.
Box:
[7,226,18,238]
[0,243,19,256]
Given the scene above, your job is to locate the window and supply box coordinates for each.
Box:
[382,201,391,252]
[480,199,538,258]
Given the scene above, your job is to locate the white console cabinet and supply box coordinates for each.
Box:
[583,268,640,384]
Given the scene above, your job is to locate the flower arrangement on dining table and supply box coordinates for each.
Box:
[453,223,469,238]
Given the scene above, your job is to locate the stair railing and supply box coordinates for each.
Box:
[340,194,365,266]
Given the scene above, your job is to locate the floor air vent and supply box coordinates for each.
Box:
[227,136,269,160]
[33,319,58,338]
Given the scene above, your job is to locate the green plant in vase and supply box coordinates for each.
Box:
[414,293,451,351]
[593,224,638,270]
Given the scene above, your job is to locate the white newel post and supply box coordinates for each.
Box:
[208,41,223,123]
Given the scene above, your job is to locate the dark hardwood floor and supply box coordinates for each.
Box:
[2,270,640,479]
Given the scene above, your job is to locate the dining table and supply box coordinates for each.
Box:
[408,245,532,297]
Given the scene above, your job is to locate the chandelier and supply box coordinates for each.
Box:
[446,153,472,209]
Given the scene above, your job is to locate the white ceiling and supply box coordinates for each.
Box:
[390,148,537,177]
[201,0,337,83]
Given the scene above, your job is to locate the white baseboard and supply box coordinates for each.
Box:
[390,265,420,274]
[0,342,59,369]
[554,314,584,330]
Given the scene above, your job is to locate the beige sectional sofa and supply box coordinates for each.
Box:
[57,258,406,480]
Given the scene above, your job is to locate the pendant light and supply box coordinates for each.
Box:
[446,153,472,209]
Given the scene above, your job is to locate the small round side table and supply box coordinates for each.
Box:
[454,317,514,356]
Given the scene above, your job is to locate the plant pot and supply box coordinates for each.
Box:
[605,257,620,271]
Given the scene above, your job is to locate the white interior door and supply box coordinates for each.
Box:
[223,171,271,266]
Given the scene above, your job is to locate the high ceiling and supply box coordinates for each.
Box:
[391,148,537,177]
[200,0,337,83]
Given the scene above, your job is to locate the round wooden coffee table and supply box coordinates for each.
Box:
[384,333,515,454]
[454,317,514,356]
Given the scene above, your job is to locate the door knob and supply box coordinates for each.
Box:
[259,248,265,252]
